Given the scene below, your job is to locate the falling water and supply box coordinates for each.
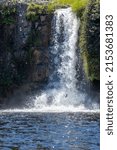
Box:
[32,8,88,111]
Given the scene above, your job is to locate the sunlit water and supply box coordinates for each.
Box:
[0,112,99,150]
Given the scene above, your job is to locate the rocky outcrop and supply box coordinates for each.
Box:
[0,2,52,102]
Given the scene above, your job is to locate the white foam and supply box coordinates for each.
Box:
[0,106,100,114]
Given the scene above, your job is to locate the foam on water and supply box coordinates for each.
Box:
[0,107,100,114]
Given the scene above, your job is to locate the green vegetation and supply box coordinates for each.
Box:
[79,0,100,81]
[26,0,89,21]
[47,0,89,17]
[26,3,47,21]
[48,0,88,11]
[0,4,16,25]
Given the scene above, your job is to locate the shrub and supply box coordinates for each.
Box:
[26,3,47,21]
[79,0,100,81]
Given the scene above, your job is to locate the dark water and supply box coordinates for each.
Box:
[0,112,100,150]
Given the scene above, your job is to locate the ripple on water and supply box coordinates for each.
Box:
[0,112,100,150]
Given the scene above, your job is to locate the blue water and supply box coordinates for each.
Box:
[0,112,100,150]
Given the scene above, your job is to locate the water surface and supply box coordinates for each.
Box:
[0,112,100,150]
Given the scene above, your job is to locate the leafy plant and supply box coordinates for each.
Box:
[0,4,16,25]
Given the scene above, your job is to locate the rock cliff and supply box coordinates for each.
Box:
[0,2,52,104]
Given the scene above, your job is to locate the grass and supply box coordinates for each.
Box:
[47,0,89,16]
[26,0,89,20]
[55,0,88,11]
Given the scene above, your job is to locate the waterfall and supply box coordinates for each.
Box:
[32,7,88,111]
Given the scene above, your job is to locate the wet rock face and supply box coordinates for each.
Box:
[31,49,49,82]
[0,3,52,98]
[14,3,31,50]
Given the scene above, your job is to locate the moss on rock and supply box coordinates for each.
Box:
[26,3,47,21]
[79,0,100,81]
[0,4,16,25]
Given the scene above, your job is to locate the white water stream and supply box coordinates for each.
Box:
[32,8,94,111]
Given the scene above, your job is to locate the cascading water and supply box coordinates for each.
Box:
[32,8,87,111]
